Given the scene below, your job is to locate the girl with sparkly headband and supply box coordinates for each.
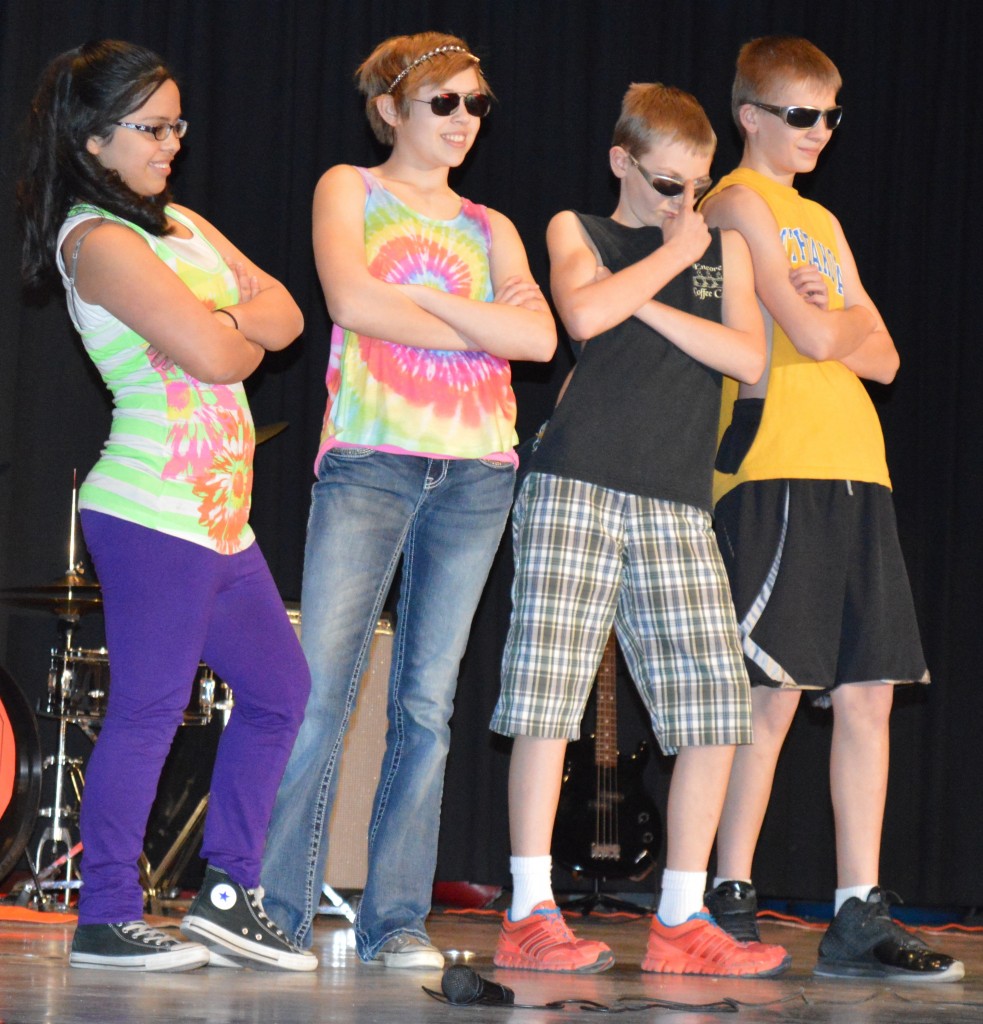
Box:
[260,30,556,968]
[17,39,315,972]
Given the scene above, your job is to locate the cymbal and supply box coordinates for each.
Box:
[256,421,288,446]
[0,570,102,617]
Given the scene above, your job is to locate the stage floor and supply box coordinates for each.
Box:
[2,903,982,1023]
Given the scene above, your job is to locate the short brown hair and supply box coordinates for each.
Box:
[356,31,492,146]
[611,83,716,159]
[732,36,842,136]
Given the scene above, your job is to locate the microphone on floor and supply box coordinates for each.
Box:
[441,964,515,1005]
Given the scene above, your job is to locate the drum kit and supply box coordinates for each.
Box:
[0,487,234,913]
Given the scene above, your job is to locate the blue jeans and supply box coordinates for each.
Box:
[260,448,513,960]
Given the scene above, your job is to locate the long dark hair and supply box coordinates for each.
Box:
[17,39,176,290]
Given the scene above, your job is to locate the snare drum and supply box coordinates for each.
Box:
[40,647,228,726]
[42,647,109,719]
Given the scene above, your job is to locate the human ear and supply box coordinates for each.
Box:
[85,135,104,157]
[738,104,759,136]
[375,94,399,128]
[609,146,630,180]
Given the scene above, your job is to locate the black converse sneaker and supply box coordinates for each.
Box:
[181,865,318,971]
[70,921,210,972]
[705,880,762,943]
[815,888,964,983]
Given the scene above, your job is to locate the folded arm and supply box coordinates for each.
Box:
[314,165,555,361]
[546,197,711,343]
[175,205,304,353]
[703,185,897,383]
[66,220,266,385]
[398,209,555,361]
[631,230,766,384]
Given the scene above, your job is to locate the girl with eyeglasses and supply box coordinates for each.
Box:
[259,30,555,969]
[18,39,315,973]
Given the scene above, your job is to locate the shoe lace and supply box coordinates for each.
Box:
[244,886,296,946]
[857,888,903,926]
[859,889,928,945]
[534,906,577,944]
[386,934,427,953]
[119,922,173,947]
[663,913,767,966]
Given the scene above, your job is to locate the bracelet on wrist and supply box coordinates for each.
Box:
[214,307,239,331]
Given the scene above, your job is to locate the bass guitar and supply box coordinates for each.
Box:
[552,630,661,881]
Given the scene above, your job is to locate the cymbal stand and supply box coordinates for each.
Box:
[27,615,87,910]
[10,474,97,909]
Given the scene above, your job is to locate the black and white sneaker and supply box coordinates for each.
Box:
[70,921,210,972]
[181,865,318,971]
[705,880,761,943]
[815,888,964,983]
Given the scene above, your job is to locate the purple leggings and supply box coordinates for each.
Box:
[78,512,310,924]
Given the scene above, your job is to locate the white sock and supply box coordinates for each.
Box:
[834,884,875,915]
[713,876,752,889]
[657,869,707,926]
[510,855,554,920]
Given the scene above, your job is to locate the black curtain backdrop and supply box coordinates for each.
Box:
[1,0,980,907]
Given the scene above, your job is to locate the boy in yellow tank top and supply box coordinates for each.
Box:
[701,36,962,982]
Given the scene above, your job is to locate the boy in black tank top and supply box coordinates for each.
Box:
[489,84,787,977]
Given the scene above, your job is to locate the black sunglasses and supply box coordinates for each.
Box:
[627,153,712,201]
[752,102,843,130]
[409,92,492,118]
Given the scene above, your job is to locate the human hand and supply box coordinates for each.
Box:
[594,264,612,282]
[493,275,547,311]
[146,345,174,371]
[789,266,829,309]
[228,258,260,304]
[661,180,711,265]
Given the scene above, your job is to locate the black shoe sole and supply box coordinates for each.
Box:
[814,959,965,983]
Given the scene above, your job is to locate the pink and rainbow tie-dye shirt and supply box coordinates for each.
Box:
[315,168,518,468]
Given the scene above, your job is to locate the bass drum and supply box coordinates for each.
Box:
[0,664,43,882]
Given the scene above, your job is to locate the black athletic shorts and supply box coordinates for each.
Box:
[714,478,929,706]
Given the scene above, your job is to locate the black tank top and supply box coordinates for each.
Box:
[531,214,725,511]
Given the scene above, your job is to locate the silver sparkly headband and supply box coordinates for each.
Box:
[386,45,480,94]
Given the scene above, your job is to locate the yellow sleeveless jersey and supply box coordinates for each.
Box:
[707,167,891,504]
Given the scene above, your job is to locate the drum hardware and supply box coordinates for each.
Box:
[0,664,44,896]
[5,615,228,908]
[141,796,209,915]
[9,651,233,912]
[19,616,90,910]
[12,840,84,908]
[140,673,234,915]
[1,474,234,911]
[0,475,101,624]
[0,477,106,907]
[30,737,85,910]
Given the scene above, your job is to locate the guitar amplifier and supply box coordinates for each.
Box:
[287,607,392,889]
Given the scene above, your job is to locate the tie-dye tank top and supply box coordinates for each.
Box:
[315,167,518,468]
[56,204,255,554]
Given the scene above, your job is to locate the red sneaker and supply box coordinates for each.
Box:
[642,911,790,977]
[493,901,614,973]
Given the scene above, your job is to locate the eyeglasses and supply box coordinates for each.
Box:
[114,119,189,141]
[627,153,712,201]
[408,92,492,118]
[751,102,843,130]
